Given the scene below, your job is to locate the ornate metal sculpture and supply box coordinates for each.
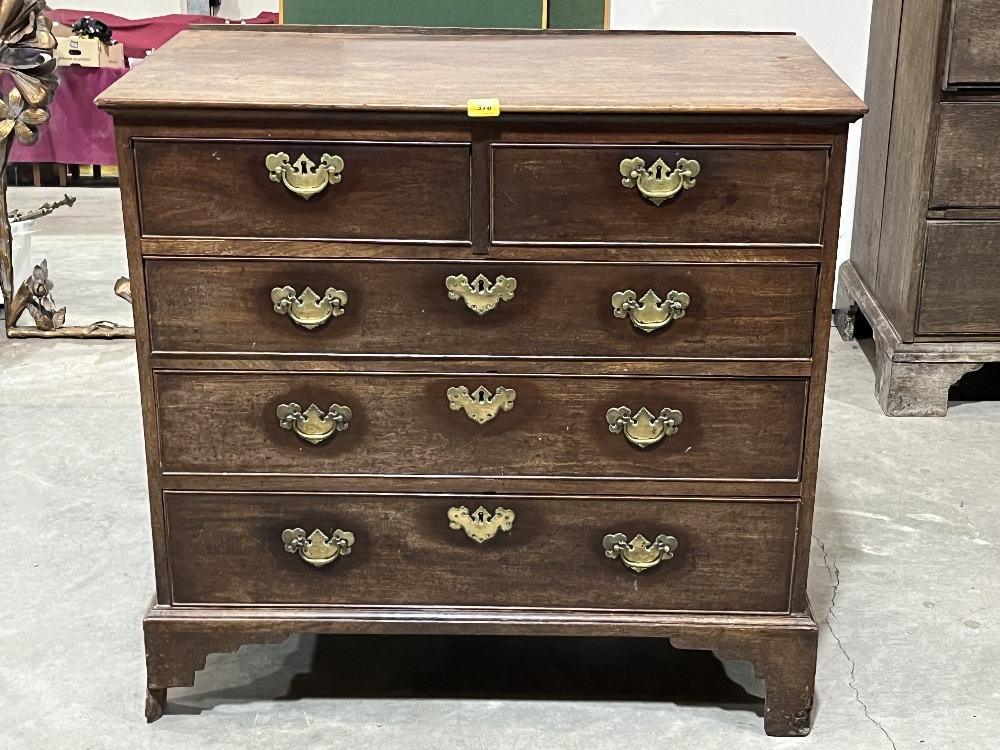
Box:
[0,4,133,338]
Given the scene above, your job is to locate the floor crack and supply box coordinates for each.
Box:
[814,534,898,750]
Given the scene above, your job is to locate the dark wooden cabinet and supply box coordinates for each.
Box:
[99,27,864,735]
[836,0,1000,415]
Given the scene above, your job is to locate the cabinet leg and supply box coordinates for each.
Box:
[145,687,167,723]
[671,619,818,736]
[761,639,817,737]
[875,349,982,417]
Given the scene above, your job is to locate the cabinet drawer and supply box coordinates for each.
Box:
[156,372,808,482]
[946,0,1000,87]
[164,492,798,613]
[918,221,1000,334]
[931,105,1000,207]
[134,139,471,242]
[146,259,818,359]
[491,145,829,244]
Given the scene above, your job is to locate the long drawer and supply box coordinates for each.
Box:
[155,372,808,481]
[164,492,798,612]
[146,259,819,359]
[133,139,472,241]
[491,144,830,244]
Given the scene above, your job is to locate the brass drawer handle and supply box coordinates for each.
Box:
[266,152,344,200]
[447,385,516,424]
[604,533,678,573]
[620,157,700,206]
[271,285,347,329]
[612,288,690,333]
[277,402,352,444]
[606,406,683,449]
[446,273,517,315]
[448,505,515,543]
[282,527,354,568]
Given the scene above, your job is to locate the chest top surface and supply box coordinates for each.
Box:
[96,27,865,117]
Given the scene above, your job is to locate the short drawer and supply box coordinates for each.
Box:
[491,145,830,244]
[918,221,1000,334]
[931,104,1000,207]
[164,492,798,612]
[133,139,471,241]
[146,259,818,359]
[945,0,1000,87]
[155,372,808,482]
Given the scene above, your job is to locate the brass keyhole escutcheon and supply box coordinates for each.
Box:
[620,157,700,206]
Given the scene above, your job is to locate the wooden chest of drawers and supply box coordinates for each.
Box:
[98,27,864,736]
[837,0,1000,415]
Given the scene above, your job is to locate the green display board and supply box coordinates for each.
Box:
[549,0,606,29]
[282,0,545,28]
[280,0,607,29]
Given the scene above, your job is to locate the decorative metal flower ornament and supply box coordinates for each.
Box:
[0,1,59,330]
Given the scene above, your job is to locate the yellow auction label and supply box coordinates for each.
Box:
[467,98,501,117]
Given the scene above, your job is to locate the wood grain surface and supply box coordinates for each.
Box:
[95,29,866,116]
[134,139,471,241]
[945,0,1000,86]
[918,221,1000,334]
[145,258,819,359]
[931,104,1000,207]
[154,371,809,481]
[163,492,798,612]
[492,145,829,245]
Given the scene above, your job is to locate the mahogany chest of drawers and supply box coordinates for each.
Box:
[98,27,865,736]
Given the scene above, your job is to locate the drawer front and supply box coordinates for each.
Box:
[491,145,829,244]
[918,221,1000,334]
[156,372,808,481]
[164,492,798,612]
[946,0,1000,87]
[146,259,818,359]
[931,105,1000,207]
[134,139,471,241]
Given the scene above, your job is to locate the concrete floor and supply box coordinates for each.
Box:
[1,187,998,749]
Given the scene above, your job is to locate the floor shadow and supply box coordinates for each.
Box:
[171,634,764,718]
[288,634,763,710]
[949,362,1000,404]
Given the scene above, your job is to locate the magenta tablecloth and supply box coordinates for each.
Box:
[10,66,127,166]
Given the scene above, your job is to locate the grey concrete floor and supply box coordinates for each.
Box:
[1,187,998,749]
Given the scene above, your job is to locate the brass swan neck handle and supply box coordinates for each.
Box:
[607,406,683,449]
[266,152,344,200]
[282,527,354,568]
[604,533,678,573]
[277,402,352,444]
[612,288,690,333]
[272,285,348,329]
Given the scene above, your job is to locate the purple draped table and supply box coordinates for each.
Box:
[10,66,127,166]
